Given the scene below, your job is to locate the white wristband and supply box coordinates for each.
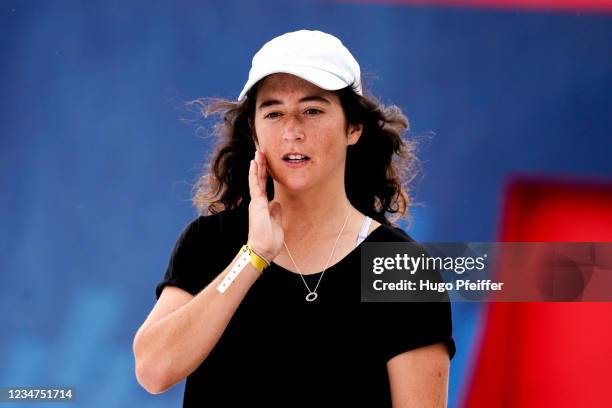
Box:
[216,251,251,294]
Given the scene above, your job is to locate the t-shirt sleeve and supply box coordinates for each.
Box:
[374,226,457,362]
[377,300,457,362]
[155,216,216,299]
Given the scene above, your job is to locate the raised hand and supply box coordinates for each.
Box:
[246,150,284,262]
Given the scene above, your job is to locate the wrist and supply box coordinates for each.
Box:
[246,241,276,264]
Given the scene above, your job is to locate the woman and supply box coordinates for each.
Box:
[133,30,455,407]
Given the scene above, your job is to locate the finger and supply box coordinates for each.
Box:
[257,151,264,187]
[248,159,262,200]
[258,151,268,194]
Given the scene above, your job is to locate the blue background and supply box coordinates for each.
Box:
[1,1,611,406]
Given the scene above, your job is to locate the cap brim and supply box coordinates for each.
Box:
[238,65,349,101]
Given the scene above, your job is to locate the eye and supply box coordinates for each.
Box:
[304,108,322,115]
[263,111,281,120]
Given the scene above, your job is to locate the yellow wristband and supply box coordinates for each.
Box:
[241,244,269,273]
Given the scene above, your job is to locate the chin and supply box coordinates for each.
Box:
[282,182,313,193]
[276,175,315,193]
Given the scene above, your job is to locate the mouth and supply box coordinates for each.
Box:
[282,153,311,164]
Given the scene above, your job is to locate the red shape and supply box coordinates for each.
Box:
[338,0,612,14]
[462,175,612,407]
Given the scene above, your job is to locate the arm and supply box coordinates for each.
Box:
[386,342,450,408]
[133,150,284,394]
[133,255,262,394]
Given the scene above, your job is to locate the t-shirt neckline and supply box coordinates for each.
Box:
[269,223,387,277]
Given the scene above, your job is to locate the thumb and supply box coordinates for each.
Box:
[269,201,283,224]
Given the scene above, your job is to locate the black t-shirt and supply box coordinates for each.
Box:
[156,206,456,407]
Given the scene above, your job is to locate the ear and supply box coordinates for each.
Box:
[347,123,363,146]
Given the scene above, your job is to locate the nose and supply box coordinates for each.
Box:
[282,114,304,142]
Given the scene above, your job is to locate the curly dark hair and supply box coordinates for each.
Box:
[188,82,418,227]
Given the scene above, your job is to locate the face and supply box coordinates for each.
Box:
[253,73,362,193]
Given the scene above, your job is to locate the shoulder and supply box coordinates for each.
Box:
[158,206,248,298]
[183,206,248,239]
[369,221,415,243]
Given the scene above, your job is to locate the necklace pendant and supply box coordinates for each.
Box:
[305,292,318,302]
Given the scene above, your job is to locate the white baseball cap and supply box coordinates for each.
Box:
[238,29,362,101]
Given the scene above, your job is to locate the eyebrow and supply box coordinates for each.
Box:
[257,95,332,110]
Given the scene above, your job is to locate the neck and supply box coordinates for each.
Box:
[272,182,355,240]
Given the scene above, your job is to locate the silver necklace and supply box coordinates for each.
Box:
[283,210,351,302]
